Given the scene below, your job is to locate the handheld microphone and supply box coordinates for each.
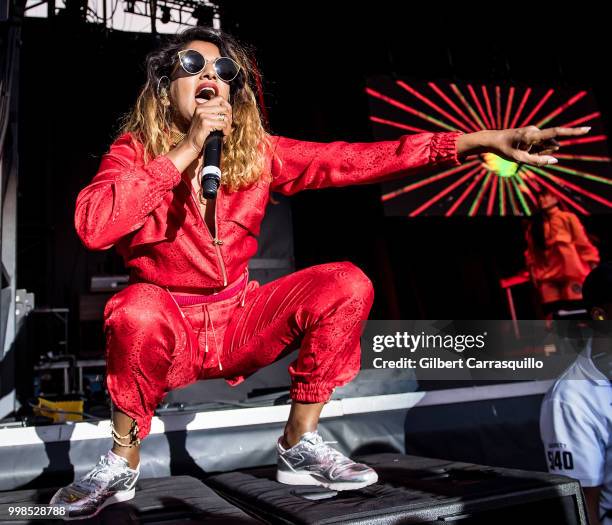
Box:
[200,130,223,200]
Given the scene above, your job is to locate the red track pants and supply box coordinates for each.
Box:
[103,262,374,439]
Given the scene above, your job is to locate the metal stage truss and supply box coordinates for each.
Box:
[23,0,221,32]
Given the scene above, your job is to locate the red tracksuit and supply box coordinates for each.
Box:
[524,207,600,304]
[75,131,460,439]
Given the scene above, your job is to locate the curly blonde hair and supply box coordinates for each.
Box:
[119,27,269,191]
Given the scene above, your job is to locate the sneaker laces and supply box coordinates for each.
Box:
[72,455,122,494]
[305,433,355,470]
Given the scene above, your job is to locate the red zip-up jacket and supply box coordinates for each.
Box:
[75,131,461,292]
[524,207,599,283]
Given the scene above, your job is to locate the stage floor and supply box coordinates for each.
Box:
[0,382,553,494]
[0,451,585,524]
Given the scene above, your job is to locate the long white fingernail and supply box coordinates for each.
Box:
[547,158,558,165]
[581,126,591,132]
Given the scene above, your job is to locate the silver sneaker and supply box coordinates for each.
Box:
[276,430,378,490]
[49,450,139,520]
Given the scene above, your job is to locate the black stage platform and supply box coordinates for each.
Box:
[0,475,263,524]
[207,453,587,524]
[0,453,587,524]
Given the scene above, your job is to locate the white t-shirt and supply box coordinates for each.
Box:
[540,341,611,525]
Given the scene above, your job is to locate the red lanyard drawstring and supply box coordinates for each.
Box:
[240,266,249,307]
[200,303,222,370]
[166,265,250,372]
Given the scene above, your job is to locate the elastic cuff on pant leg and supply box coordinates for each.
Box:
[290,383,335,403]
[107,373,154,441]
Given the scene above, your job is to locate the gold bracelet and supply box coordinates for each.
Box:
[110,419,141,448]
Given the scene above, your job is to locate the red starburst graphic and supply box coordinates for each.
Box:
[367,79,612,217]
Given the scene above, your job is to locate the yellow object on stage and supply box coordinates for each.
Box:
[35,397,84,423]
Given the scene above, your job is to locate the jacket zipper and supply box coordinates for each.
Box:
[183,180,227,287]
[213,209,228,287]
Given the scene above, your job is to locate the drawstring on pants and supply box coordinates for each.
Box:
[199,303,222,370]
[166,288,196,364]
[240,266,249,307]
[166,266,250,372]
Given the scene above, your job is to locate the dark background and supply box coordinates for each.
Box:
[16,3,612,357]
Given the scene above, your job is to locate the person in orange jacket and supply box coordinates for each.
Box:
[50,25,590,519]
[525,190,600,314]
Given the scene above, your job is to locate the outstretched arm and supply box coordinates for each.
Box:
[457,125,591,165]
[269,131,461,195]
[269,126,590,196]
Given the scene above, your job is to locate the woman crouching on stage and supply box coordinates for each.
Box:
[50,26,590,519]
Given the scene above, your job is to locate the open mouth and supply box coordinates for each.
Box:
[195,85,218,102]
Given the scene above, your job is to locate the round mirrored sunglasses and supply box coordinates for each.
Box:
[177,49,241,83]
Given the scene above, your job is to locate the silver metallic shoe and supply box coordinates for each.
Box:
[276,430,378,490]
[49,450,139,520]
